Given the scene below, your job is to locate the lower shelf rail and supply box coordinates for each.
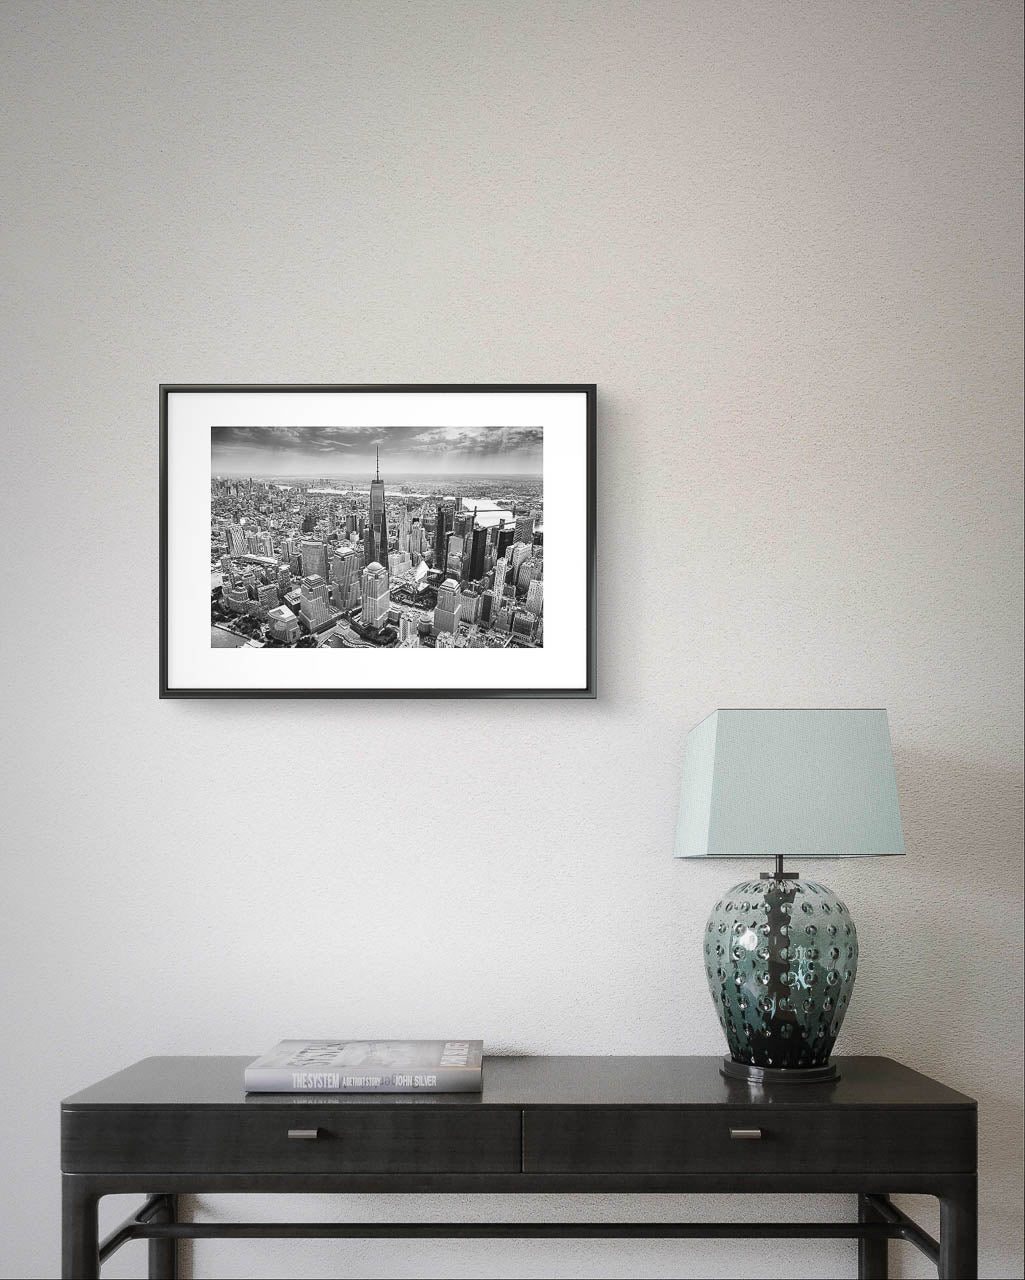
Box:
[99,1193,939,1268]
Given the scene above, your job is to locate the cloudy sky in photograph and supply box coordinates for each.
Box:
[212,424,543,477]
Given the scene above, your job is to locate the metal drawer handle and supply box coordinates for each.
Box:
[287,1128,321,1140]
[729,1128,763,1140]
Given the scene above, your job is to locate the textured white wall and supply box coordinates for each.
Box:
[1,2,1022,1277]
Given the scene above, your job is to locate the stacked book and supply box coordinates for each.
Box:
[244,1040,484,1093]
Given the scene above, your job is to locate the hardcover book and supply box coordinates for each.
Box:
[244,1039,484,1093]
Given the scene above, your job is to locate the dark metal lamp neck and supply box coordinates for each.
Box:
[760,855,800,881]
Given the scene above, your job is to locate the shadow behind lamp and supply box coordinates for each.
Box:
[676,709,904,1084]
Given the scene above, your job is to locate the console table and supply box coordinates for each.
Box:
[61,1055,977,1279]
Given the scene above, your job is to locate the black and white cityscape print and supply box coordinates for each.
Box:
[211,424,543,650]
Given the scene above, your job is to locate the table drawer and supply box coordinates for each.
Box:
[62,1107,521,1174]
[523,1108,975,1174]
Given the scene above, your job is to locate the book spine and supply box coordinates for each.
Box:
[244,1068,482,1093]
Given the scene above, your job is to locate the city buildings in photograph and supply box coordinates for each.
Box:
[210,424,544,652]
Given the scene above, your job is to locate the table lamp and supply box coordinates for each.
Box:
[676,709,904,1084]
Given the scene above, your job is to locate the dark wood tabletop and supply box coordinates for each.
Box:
[63,1053,975,1110]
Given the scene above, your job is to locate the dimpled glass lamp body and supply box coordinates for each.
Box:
[705,877,858,1070]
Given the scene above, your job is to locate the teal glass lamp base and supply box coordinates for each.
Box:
[704,866,858,1083]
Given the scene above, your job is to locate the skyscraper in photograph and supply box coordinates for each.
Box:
[329,545,357,610]
[493,556,508,606]
[409,517,425,560]
[365,448,389,579]
[301,539,328,579]
[454,509,474,541]
[360,561,390,630]
[458,585,481,623]
[517,554,541,593]
[512,609,535,639]
[510,540,531,573]
[434,500,454,568]
[514,514,534,545]
[388,550,411,579]
[299,575,333,632]
[468,524,488,581]
[433,578,460,636]
[445,533,464,578]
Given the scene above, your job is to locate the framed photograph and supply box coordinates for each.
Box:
[160,384,595,698]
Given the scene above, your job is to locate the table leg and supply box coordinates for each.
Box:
[858,1194,889,1280]
[939,1178,977,1279]
[148,1194,178,1280]
[61,1177,99,1280]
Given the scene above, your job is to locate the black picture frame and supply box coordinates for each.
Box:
[160,383,596,699]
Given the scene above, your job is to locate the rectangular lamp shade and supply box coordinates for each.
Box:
[675,709,905,859]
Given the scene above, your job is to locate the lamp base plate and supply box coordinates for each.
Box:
[720,1057,840,1085]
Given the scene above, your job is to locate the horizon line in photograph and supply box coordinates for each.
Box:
[212,424,543,477]
[212,476,542,486]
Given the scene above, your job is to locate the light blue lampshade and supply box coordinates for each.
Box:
[675,709,905,858]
